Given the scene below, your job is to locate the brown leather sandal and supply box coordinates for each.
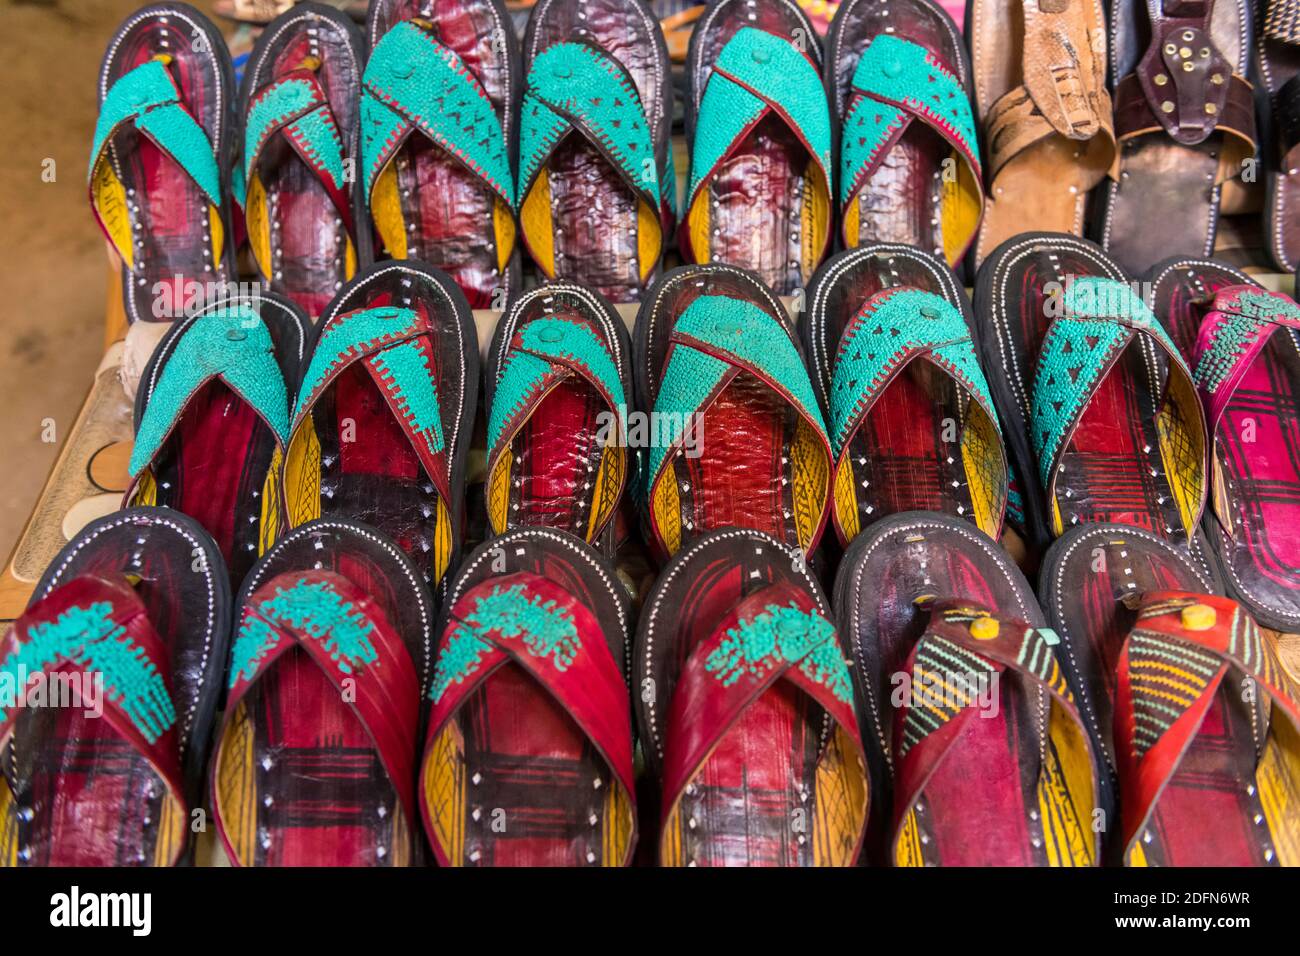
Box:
[968,0,1117,268]
[1099,0,1257,275]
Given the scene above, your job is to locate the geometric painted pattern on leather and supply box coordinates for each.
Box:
[130,307,291,476]
[487,317,627,453]
[704,601,850,704]
[1030,277,1186,486]
[1125,596,1281,759]
[0,600,176,744]
[687,27,832,207]
[829,288,998,456]
[1195,288,1300,394]
[518,42,663,208]
[89,58,221,207]
[840,35,980,206]
[647,295,829,490]
[229,577,379,687]
[429,582,581,703]
[898,607,1073,758]
[361,20,514,205]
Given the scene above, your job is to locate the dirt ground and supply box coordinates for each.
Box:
[0,0,219,555]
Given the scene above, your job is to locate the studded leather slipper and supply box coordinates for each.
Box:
[517,0,676,302]
[237,2,365,316]
[282,260,478,591]
[635,264,833,562]
[681,0,833,294]
[1041,522,1300,866]
[125,292,308,591]
[826,0,982,269]
[0,509,230,866]
[637,526,867,866]
[421,527,635,866]
[211,518,433,866]
[837,511,1102,866]
[484,281,632,551]
[803,245,1008,545]
[89,3,236,324]
[362,0,521,307]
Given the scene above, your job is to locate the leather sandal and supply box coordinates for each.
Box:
[682,0,834,295]
[362,0,521,308]
[635,264,833,562]
[237,2,365,317]
[1042,522,1300,865]
[827,0,983,268]
[0,509,230,866]
[517,0,676,303]
[1099,0,1258,275]
[968,0,1117,268]
[89,3,236,324]
[421,528,636,866]
[802,245,1008,544]
[125,292,308,590]
[836,511,1102,866]
[637,526,868,866]
[976,233,1210,554]
[212,519,433,865]
[484,281,632,551]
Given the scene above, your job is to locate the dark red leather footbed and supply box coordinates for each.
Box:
[512,378,605,531]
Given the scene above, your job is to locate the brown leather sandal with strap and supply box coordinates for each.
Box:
[968,0,1117,268]
[1099,0,1257,275]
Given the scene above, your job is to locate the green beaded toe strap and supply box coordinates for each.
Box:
[291,305,449,497]
[488,317,627,454]
[89,58,222,208]
[240,70,352,226]
[828,288,1006,537]
[839,36,982,260]
[130,307,291,479]
[829,289,998,455]
[1194,286,1300,428]
[518,42,665,218]
[361,20,514,209]
[647,295,829,492]
[1030,277,1206,532]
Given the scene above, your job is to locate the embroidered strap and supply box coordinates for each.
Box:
[646,295,830,493]
[224,570,421,830]
[829,289,998,456]
[292,305,451,503]
[518,41,665,212]
[658,581,865,837]
[686,28,832,217]
[361,20,514,208]
[129,307,291,478]
[88,58,222,207]
[839,36,982,253]
[1,574,187,855]
[1114,591,1300,862]
[241,69,352,228]
[889,599,1096,861]
[1030,277,1197,487]
[1193,286,1300,427]
[487,317,626,455]
[422,572,635,861]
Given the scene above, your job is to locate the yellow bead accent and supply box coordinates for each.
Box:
[970,616,1000,640]
[1180,603,1216,631]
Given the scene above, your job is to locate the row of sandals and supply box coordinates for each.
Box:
[87,0,1300,333]
[5,226,1300,865]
